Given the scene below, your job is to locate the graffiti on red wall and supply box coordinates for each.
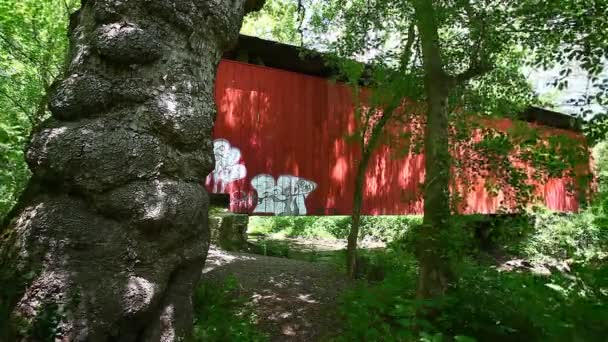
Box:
[251,174,317,215]
[207,139,246,193]
[210,59,588,215]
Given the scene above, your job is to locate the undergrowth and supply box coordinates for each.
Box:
[248,215,422,242]
[193,276,267,342]
[338,207,608,341]
[509,207,608,263]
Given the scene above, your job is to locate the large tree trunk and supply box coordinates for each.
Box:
[412,0,453,300]
[416,82,452,299]
[0,0,262,340]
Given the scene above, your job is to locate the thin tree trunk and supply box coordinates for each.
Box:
[347,109,395,278]
[347,152,370,278]
[412,0,453,300]
[346,24,416,278]
[0,1,263,340]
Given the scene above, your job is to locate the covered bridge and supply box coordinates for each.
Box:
[206,35,590,216]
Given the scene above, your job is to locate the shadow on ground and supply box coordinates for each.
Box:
[202,246,352,341]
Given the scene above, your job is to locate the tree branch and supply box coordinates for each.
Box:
[245,0,267,13]
[399,23,417,71]
[297,0,305,46]
[450,1,493,85]
[451,61,493,85]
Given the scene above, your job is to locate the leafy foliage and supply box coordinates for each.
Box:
[337,251,421,341]
[450,117,592,213]
[508,208,608,263]
[248,215,422,241]
[0,0,77,221]
[241,0,301,45]
[193,276,268,342]
[338,208,608,341]
[442,262,608,342]
[594,140,608,193]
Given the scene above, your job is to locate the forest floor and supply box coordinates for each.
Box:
[202,246,352,341]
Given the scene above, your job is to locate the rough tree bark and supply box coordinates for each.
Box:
[0,0,263,340]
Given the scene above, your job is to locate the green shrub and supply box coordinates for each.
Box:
[193,276,267,342]
[248,215,422,242]
[337,251,421,341]
[339,256,608,341]
[248,216,349,239]
[442,263,608,341]
[504,207,608,263]
[360,216,423,242]
[338,208,608,342]
[442,208,608,264]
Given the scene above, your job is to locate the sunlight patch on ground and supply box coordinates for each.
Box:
[203,245,257,273]
[296,293,318,304]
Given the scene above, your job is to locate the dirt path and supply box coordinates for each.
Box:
[201,246,352,341]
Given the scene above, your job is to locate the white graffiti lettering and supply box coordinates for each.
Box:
[207,139,246,193]
[251,174,317,215]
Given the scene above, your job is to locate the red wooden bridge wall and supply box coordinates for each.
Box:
[207,60,586,216]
